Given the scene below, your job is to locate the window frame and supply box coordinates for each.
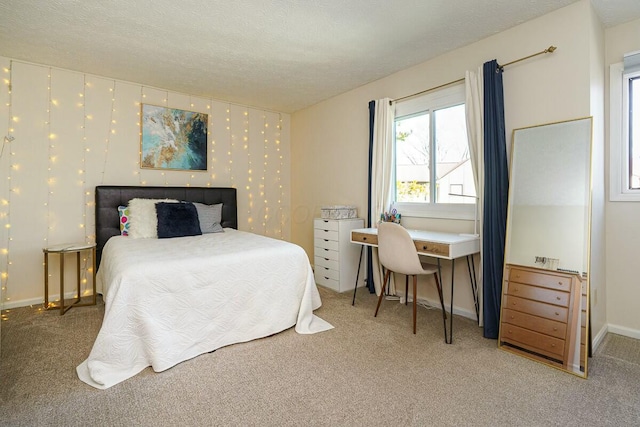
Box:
[393,84,476,220]
[610,62,640,201]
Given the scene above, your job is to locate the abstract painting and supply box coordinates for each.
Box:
[140,104,208,170]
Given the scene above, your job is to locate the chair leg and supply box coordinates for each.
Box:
[412,275,417,334]
[374,269,391,317]
[405,275,409,306]
[434,273,447,340]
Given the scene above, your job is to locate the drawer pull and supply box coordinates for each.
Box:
[551,344,556,347]
[555,312,560,316]
[324,267,329,271]
[510,316,514,319]
[553,327,558,331]
[422,245,428,250]
[512,302,517,306]
[324,239,329,242]
[558,281,562,286]
[324,258,329,261]
[324,249,329,252]
[324,277,329,280]
[556,296,561,300]
[363,237,367,241]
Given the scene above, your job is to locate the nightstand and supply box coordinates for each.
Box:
[43,242,97,315]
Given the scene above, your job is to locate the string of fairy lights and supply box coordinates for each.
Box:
[262,114,269,235]
[1,62,14,312]
[277,114,284,238]
[45,68,53,246]
[0,62,290,309]
[245,110,253,232]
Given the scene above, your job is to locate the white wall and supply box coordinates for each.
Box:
[604,17,640,338]
[0,58,291,309]
[291,1,595,318]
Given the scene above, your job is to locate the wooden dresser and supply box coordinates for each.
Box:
[499,264,583,370]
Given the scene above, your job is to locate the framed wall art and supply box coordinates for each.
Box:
[140,104,208,170]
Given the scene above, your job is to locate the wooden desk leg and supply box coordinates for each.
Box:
[44,252,49,309]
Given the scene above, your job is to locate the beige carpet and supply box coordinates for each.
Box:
[1,286,639,426]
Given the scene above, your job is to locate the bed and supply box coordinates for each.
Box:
[77,186,332,389]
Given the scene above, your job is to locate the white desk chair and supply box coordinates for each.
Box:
[374,222,447,337]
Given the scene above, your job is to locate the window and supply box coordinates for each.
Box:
[610,53,640,201]
[393,84,476,219]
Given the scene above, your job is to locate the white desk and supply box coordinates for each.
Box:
[350,227,480,343]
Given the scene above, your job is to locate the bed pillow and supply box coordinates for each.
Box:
[156,202,202,239]
[192,202,224,233]
[128,198,178,239]
[117,205,130,236]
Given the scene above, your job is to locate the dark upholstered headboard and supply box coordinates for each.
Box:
[95,186,237,267]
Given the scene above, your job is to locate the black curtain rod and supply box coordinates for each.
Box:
[390,45,557,105]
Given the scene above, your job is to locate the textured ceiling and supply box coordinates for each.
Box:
[0,1,639,113]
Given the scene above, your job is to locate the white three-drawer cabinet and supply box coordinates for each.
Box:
[313,218,365,293]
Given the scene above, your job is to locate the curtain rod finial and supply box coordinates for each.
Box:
[546,46,557,53]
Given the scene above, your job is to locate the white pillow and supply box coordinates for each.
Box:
[127,198,178,239]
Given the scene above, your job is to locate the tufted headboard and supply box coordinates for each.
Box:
[95,185,237,267]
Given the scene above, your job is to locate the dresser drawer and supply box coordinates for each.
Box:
[314,228,339,242]
[315,247,339,261]
[414,239,450,257]
[502,308,567,339]
[314,264,339,281]
[509,267,571,292]
[505,282,569,307]
[314,218,339,231]
[501,323,565,359]
[351,231,377,245]
[315,256,339,270]
[504,295,568,323]
[314,272,340,292]
[314,238,339,251]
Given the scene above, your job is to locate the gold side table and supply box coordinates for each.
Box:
[43,242,97,315]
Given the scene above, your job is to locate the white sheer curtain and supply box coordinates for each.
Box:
[465,67,485,326]
[370,98,396,295]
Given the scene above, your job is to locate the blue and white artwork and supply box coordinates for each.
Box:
[141,104,208,170]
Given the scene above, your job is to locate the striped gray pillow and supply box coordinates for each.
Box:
[192,202,223,233]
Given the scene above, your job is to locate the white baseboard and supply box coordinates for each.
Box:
[607,323,640,340]
[592,323,608,352]
[1,290,95,311]
[398,294,478,323]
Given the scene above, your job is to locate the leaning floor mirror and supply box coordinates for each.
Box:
[498,117,592,378]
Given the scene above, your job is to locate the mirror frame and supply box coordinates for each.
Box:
[498,116,593,378]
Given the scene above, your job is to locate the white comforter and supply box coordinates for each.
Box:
[77,229,333,389]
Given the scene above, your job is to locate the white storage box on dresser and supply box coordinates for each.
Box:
[314,218,365,293]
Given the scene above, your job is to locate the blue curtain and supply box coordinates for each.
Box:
[482,60,509,339]
[366,100,376,293]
